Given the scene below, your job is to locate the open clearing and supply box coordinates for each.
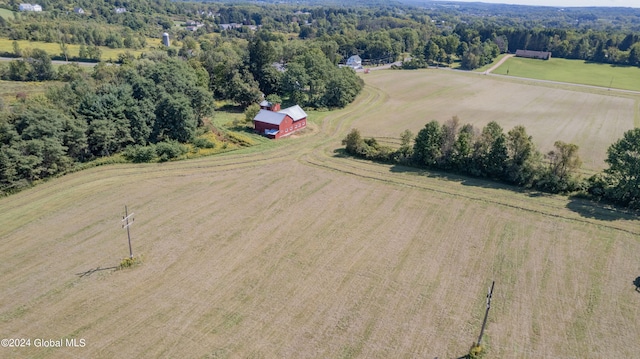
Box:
[0,79,53,104]
[0,39,149,62]
[1,70,639,359]
[492,57,640,92]
[0,8,15,20]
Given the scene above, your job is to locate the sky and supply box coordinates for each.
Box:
[444,0,640,8]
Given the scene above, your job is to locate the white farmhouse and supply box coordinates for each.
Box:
[346,55,362,69]
[19,3,42,11]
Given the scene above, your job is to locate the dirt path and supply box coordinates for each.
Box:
[484,53,514,74]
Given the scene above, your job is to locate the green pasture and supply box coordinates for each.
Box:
[0,80,52,104]
[0,8,15,20]
[0,39,150,62]
[493,57,640,92]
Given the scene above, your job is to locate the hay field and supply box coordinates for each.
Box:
[1,72,640,359]
[360,69,638,171]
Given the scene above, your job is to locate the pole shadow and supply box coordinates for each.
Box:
[75,266,118,278]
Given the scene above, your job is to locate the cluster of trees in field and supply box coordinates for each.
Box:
[343,121,640,209]
[200,32,364,108]
[0,55,214,194]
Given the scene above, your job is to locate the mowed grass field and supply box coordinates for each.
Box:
[492,56,640,92]
[0,38,153,62]
[1,70,639,359]
[0,8,15,20]
[361,69,638,172]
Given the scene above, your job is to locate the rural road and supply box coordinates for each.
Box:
[355,60,403,72]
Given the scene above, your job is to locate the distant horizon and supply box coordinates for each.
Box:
[438,0,640,8]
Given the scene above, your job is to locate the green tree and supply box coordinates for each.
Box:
[27,49,55,81]
[153,94,196,143]
[597,129,640,207]
[244,103,260,123]
[8,60,30,81]
[396,129,414,161]
[505,125,539,186]
[12,40,21,57]
[537,141,582,193]
[413,120,443,167]
[342,128,364,155]
[440,116,460,167]
[474,121,507,178]
[452,124,476,171]
[546,141,582,184]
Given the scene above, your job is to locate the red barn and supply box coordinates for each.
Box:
[253,104,307,139]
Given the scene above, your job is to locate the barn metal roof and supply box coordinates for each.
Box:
[278,105,307,121]
[254,109,287,125]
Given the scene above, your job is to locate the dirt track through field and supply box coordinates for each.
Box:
[1,70,639,359]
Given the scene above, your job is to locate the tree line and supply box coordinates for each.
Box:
[0,55,215,194]
[2,1,640,71]
[342,120,640,209]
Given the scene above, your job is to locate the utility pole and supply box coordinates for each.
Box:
[608,76,613,91]
[477,280,495,346]
[121,205,135,259]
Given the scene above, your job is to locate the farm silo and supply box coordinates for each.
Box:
[162,32,170,47]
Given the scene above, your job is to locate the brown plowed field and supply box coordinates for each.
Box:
[1,70,639,359]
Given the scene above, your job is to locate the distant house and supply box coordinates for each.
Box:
[515,49,551,60]
[271,62,286,73]
[114,7,127,14]
[346,55,362,69]
[73,7,84,14]
[219,23,242,31]
[253,102,308,139]
[19,3,42,11]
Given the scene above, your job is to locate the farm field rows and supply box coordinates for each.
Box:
[360,69,638,172]
[1,70,639,358]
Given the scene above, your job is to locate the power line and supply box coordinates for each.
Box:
[121,205,135,259]
[476,280,495,346]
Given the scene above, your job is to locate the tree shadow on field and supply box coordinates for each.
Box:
[332,148,351,158]
[633,277,640,292]
[75,266,118,278]
[216,103,244,113]
[389,163,532,194]
[565,197,638,221]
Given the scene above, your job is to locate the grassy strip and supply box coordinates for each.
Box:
[493,57,640,92]
[0,38,150,62]
[0,8,14,20]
